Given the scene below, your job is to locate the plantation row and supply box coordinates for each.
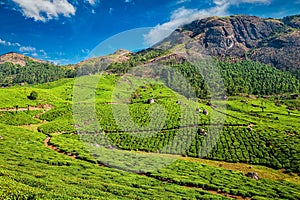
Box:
[3,91,298,174]
[0,110,41,126]
[47,133,300,199]
[36,95,300,173]
[0,125,230,200]
[149,160,300,199]
[204,127,300,172]
[49,123,300,173]
[38,102,210,134]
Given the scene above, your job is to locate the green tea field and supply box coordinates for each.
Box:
[0,74,299,199]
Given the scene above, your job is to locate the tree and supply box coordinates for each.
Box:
[28,91,38,100]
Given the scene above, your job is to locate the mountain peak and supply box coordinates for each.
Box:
[113,49,131,55]
[75,48,132,69]
[161,14,300,73]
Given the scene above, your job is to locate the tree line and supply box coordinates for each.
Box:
[0,58,75,86]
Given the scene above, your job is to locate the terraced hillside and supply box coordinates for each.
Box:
[0,14,300,199]
[0,75,299,199]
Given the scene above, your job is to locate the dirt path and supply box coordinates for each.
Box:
[0,104,53,112]
[39,102,251,199]
[44,135,250,199]
[44,136,76,158]
[18,104,54,132]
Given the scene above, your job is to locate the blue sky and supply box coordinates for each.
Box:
[0,0,299,65]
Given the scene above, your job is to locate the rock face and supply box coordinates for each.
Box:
[0,52,47,66]
[163,14,300,73]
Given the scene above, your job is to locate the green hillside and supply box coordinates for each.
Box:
[0,70,299,199]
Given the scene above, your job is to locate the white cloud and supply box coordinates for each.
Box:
[144,5,229,46]
[0,38,21,47]
[0,38,48,58]
[21,47,48,58]
[39,49,47,56]
[176,0,191,4]
[19,46,36,52]
[12,0,76,22]
[125,0,133,3]
[31,52,38,57]
[214,0,271,5]
[85,0,100,6]
[144,0,271,46]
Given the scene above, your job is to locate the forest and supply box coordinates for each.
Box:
[0,57,75,86]
[1,50,298,98]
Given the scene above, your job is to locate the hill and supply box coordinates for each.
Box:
[0,56,75,86]
[0,52,47,66]
[159,14,300,77]
[75,49,131,75]
[0,76,299,199]
[105,49,299,97]
[0,14,300,200]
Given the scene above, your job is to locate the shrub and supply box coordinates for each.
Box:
[28,91,38,100]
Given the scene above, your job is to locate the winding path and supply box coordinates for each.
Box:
[0,104,53,112]
[44,135,250,200]
[10,102,250,199]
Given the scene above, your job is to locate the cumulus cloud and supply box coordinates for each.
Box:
[0,38,48,58]
[20,46,49,58]
[19,46,36,52]
[85,0,100,6]
[12,0,76,22]
[144,0,271,46]
[0,38,21,47]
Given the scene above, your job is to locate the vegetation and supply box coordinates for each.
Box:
[0,125,228,199]
[0,48,299,199]
[28,91,38,100]
[107,50,299,98]
[0,110,41,126]
[0,58,75,86]
[149,160,300,199]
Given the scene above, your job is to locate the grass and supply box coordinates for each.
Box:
[0,110,42,126]
[0,74,299,199]
[0,124,229,200]
[181,157,300,184]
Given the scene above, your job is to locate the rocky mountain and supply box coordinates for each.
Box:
[0,52,47,66]
[159,14,300,75]
[1,14,299,77]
